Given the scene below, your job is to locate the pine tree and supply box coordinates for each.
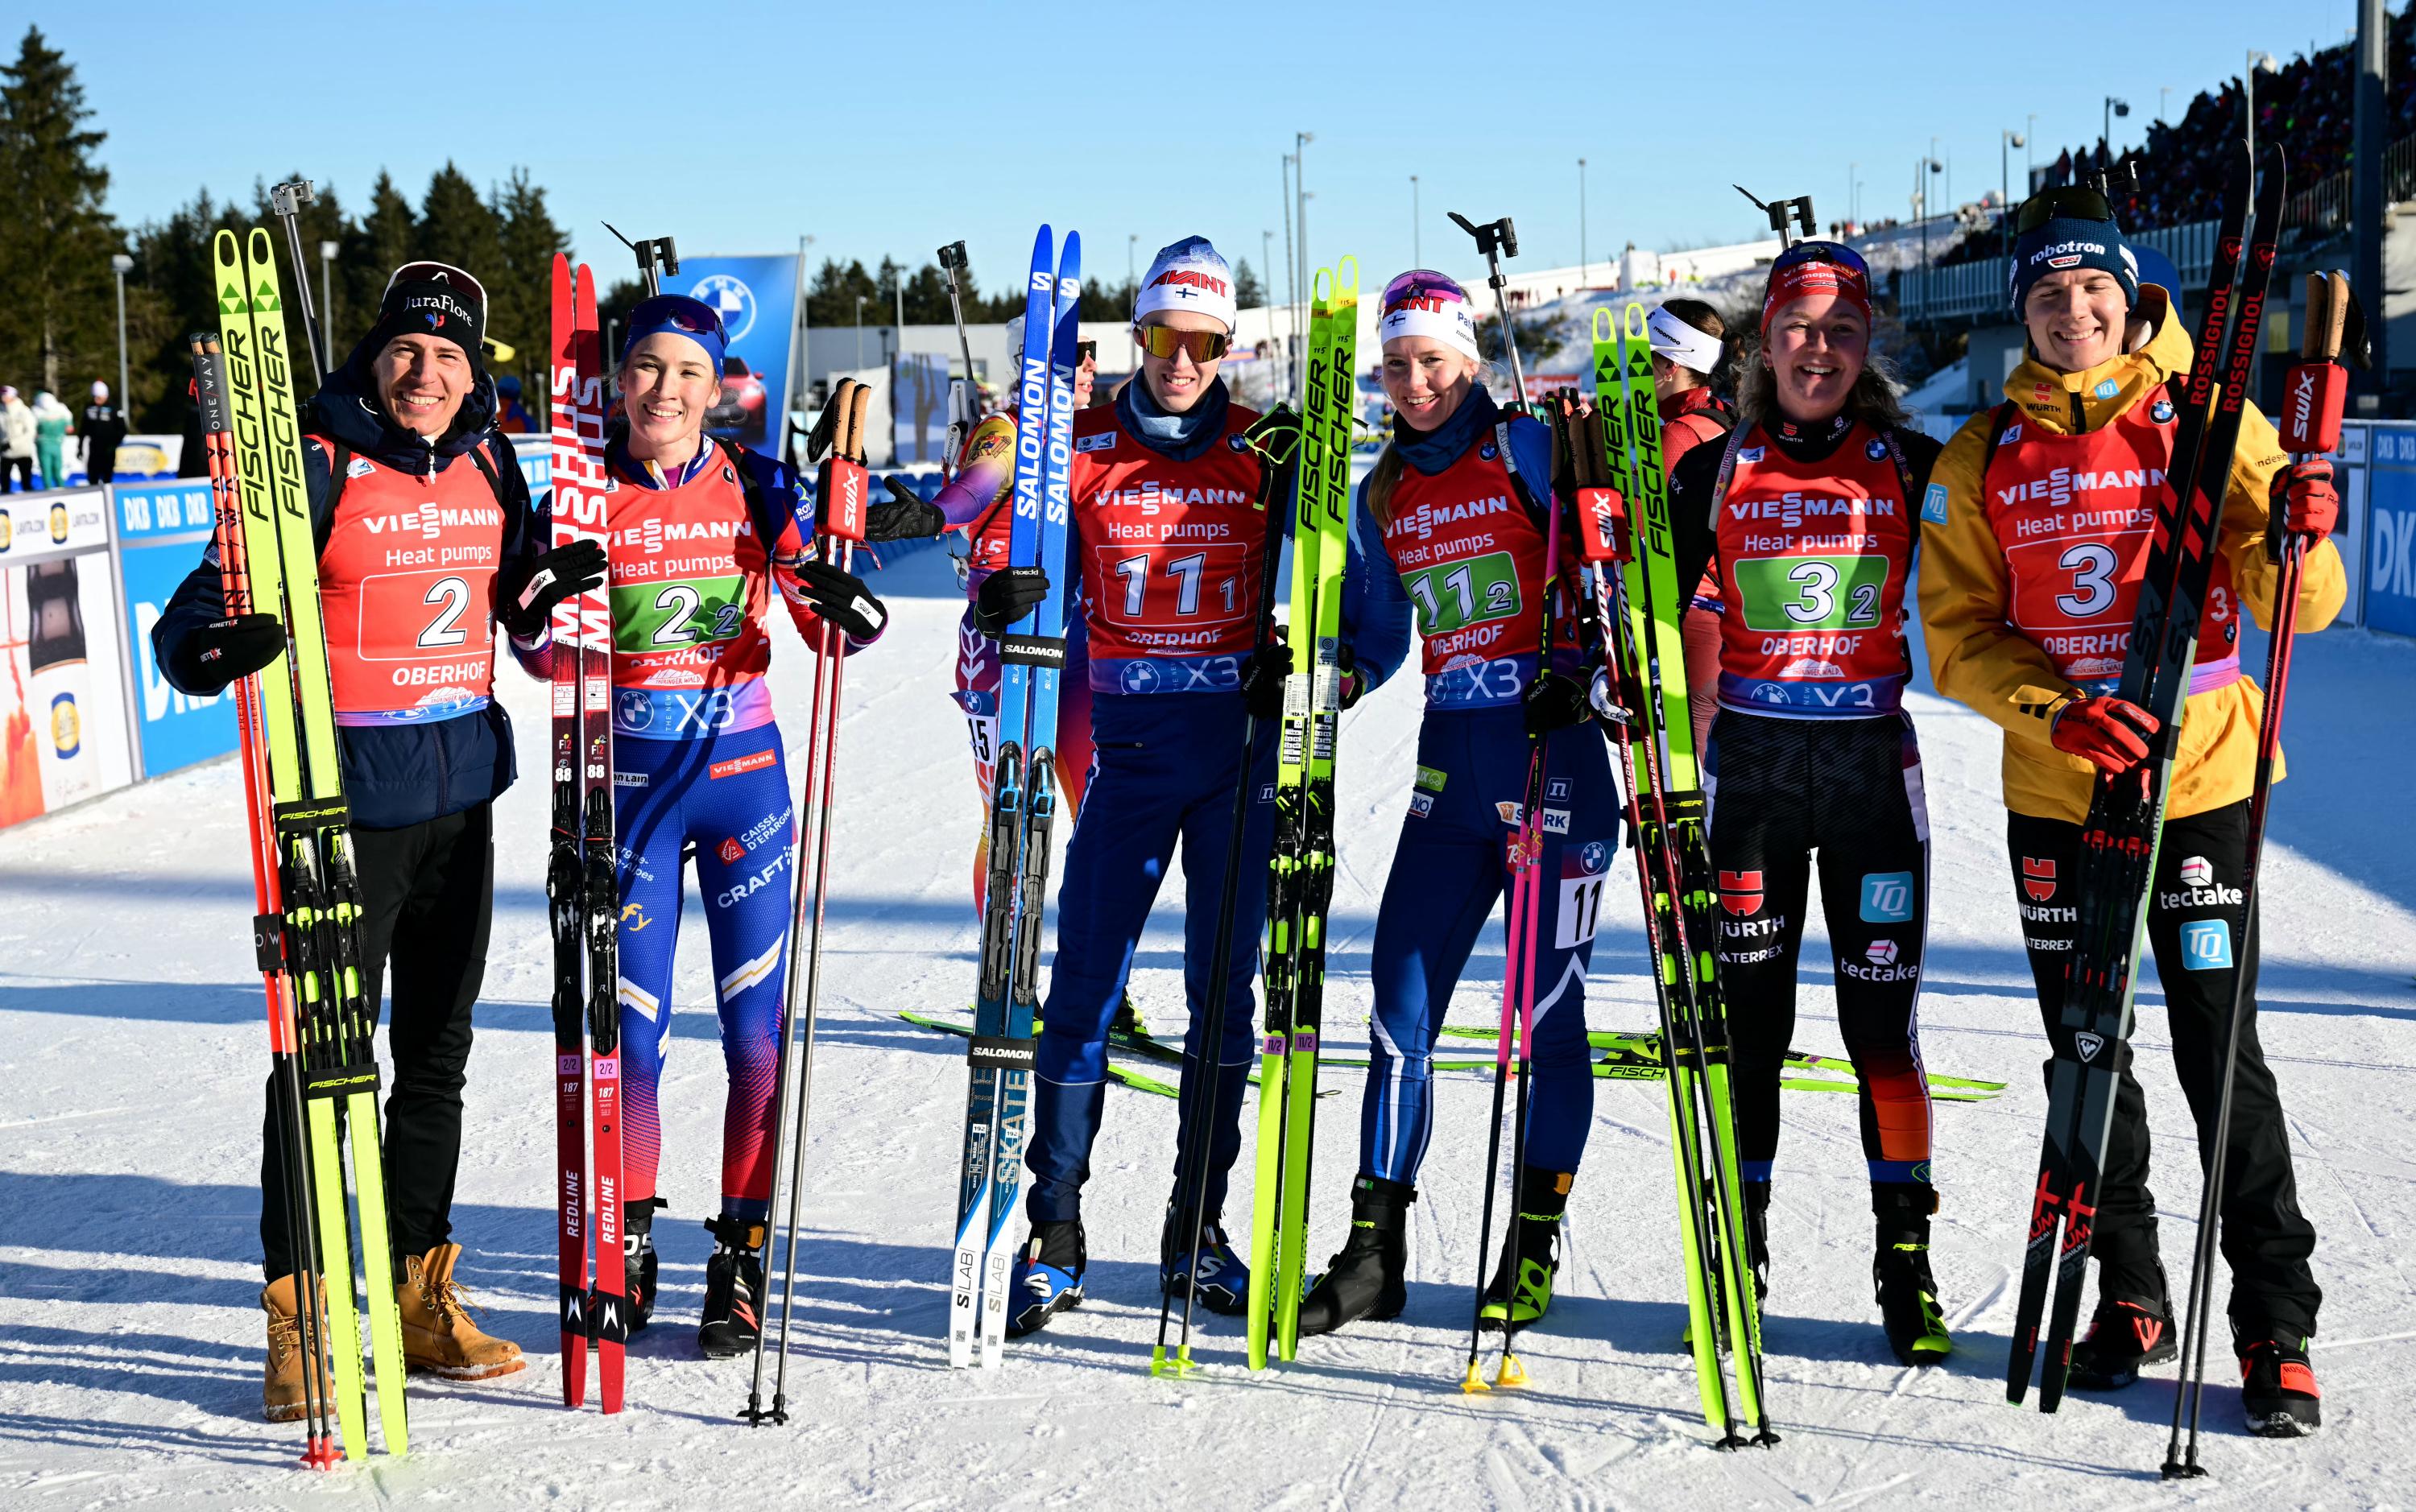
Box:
[413,162,501,283]
[0,26,122,398]
[490,167,566,421]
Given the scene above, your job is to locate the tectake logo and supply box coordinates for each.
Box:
[1865,938,1900,966]
[2178,855,2213,887]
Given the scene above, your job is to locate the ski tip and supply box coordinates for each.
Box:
[1336,256,1359,300]
[1494,1353,1529,1390]
[1459,1360,1492,1394]
[1593,306,1614,342]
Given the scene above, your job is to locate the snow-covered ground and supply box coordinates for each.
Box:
[2,543,2411,1509]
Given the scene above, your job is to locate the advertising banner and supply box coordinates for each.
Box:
[0,487,133,827]
[113,478,238,778]
[892,351,951,465]
[675,254,801,460]
[2364,426,2416,639]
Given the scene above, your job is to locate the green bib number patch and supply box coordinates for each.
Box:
[1401,550,1522,638]
[1731,553,1889,633]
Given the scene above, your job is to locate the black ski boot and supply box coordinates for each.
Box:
[623,1197,662,1333]
[697,1215,767,1359]
[1872,1186,1949,1365]
[1479,1168,1571,1333]
[1110,992,1146,1039]
[1007,1218,1086,1337]
[1160,1205,1250,1316]
[2066,1268,2177,1390]
[2237,1333,2322,1436]
[1297,1176,1415,1337]
[1743,1178,1772,1304]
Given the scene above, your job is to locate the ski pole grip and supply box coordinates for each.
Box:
[2277,361,2345,458]
[817,456,870,543]
[1575,488,1630,564]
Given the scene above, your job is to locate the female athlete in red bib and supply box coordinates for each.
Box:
[1665,242,1950,1365]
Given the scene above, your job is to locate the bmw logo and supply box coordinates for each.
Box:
[1865,438,1889,461]
[1753,682,1789,704]
[1580,840,1608,875]
[2151,399,2174,423]
[1119,661,1161,694]
[616,690,655,729]
[1479,442,1498,460]
[690,274,757,342]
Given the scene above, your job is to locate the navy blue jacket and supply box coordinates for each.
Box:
[152,352,545,830]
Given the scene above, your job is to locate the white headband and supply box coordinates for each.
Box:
[1378,299,1482,363]
[1646,305,1724,375]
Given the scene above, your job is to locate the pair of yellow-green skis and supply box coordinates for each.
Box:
[210,226,408,1460]
[1224,262,1363,1374]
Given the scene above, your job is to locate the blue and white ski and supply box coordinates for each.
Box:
[952,225,1081,1368]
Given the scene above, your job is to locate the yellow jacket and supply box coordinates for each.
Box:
[1918,291,2345,823]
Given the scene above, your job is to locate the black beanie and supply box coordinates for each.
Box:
[366,261,487,371]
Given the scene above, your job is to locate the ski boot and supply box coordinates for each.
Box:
[1872,1186,1949,1365]
[1298,1175,1414,1337]
[2238,1334,2322,1437]
[397,1243,527,1379]
[1160,1205,1250,1316]
[697,1215,767,1359]
[1007,1218,1086,1337]
[2066,1272,2177,1390]
[1479,1168,1571,1332]
[1110,991,1146,1039]
[623,1197,662,1334]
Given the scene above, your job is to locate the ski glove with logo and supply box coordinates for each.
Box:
[2050,691,2159,775]
[496,538,609,641]
[1523,670,1594,736]
[866,476,946,543]
[791,558,887,642]
[971,565,1049,636]
[1238,642,1292,721]
[169,612,286,692]
[2270,458,2338,545]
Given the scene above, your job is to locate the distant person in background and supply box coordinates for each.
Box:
[1647,298,1738,756]
[491,374,533,435]
[30,390,70,488]
[81,380,127,485]
[0,387,33,492]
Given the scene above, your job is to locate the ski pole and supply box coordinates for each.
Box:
[604,223,680,299]
[937,241,981,481]
[746,379,871,1425]
[2163,267,2355,1478]
[267,181,329,388]
[1150,404,1302,1376]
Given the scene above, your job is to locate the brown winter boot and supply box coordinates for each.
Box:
[261,1274,333,1423]
[396,1243,526,1380]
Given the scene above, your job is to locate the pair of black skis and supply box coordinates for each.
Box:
[2006,142,2286,1415]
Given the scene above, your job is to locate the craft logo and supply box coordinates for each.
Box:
[1719,870,1764,915]
[691,274,758,342]
[2181,919,2234,970]
[2021,856,2057,903]
[718,837,746,865]
[1860,870,1914,923]
[2179,855,2213,887]
[1865,938,1900,966]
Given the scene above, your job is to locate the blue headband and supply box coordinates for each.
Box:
[621,294,729,369]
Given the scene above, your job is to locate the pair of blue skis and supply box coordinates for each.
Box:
[950,226,1082,1368]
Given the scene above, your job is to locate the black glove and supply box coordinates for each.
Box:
[972,565,1049,635]
[1522,670,1593,736]
[169,612,286,691]
[792,557,887,641]
[866,476,946,543]
[497,538,609,640]
[1237,642,1292,721]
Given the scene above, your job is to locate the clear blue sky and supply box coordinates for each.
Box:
[39,0,2366,302]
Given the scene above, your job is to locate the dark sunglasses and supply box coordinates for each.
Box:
[1076,340,1097,361]
[2016,186,2114,235]
[1135,326,1231,361]
[1772,239,1870,279]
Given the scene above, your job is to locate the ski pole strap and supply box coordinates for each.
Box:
[253,913,285,973]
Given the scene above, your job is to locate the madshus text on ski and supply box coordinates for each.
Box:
[154,145,2352,1469]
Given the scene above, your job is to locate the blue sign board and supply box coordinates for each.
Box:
[114,479,238,776]
[2365,436,2416,638]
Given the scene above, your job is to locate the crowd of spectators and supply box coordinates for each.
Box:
[1926,13,2413,270]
